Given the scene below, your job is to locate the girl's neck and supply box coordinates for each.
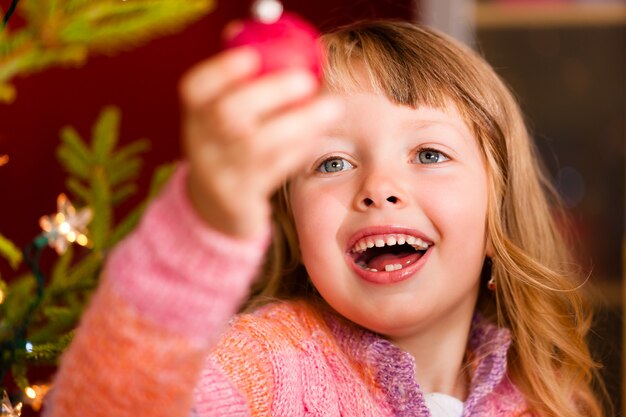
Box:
[388,308,475,400]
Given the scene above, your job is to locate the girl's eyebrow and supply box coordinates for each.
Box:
[321,129,355,142]
[401,117,462,130]
[324,119,457,137]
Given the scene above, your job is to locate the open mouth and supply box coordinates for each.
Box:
[349,233,430,273]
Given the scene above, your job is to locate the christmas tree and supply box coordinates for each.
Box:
[0,1,216,413]
[0,105,175,413]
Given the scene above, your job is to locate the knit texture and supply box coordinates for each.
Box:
[44,164,531,417]
[203,300,530,416]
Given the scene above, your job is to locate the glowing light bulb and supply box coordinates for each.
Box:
[76,234,89,246]
[25,386,37,399]
[66,231,77,242]
[59,221,71,234]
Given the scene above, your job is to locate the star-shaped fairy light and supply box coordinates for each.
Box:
[39,193,93,255]
[1,390,22,417]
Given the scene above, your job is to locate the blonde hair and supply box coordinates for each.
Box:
[247,20,605,416]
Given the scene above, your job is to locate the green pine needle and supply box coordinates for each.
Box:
[65,177,92,204]
[0,0,215,103]
[92,106,120,162]
[0,233,22,270]
[25,332,74,363]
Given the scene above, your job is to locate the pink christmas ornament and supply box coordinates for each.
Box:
[224,0,323,80]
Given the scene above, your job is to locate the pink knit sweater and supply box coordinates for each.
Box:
[43,165,531,417]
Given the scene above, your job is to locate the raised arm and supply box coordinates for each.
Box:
[44,165,270,417]
[44,47,340,416]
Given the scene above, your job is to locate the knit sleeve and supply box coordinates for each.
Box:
[43,163,270,417]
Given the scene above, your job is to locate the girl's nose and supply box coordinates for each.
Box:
[361,195,401,207]
[354,173,407,211]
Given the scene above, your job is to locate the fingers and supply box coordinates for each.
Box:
[257,95,341,150]
[179,47,261,109]
[218,69,319,125]
[252,95,343,179]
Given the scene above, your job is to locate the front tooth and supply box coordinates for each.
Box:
[367,239,375,248]
[386,236,397,246]
[397,235,406,245]
[406,236,416,245]
[368,268,379,272]
[375,238,385,247]
[394,264,403,271]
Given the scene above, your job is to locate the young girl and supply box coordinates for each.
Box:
[44,21,603,417]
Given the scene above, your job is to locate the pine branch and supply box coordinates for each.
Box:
[25,332,73,363]
[92,105,120,162]
[60,251,101,289]
[58,126,92,175]
[90,166,112,250]
[1,274,36,333]
[0,233,22,270]
[111,183,137,206]
[109,161,175,245]
[65,177,91,204]
[107,139,151,186]
[57,106,151,250]
[50,245,74,287]
[0,0,215,103]
[11,362,28,389]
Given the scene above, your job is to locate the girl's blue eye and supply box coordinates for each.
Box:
[317,157,354,173]
[417,149,449,164]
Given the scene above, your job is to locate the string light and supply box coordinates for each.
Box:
[39,194,92,255]
[23,388,35,400]
[22,384,50,412]
[1,389,22,417]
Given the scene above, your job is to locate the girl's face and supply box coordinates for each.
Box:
[289,86,490,339]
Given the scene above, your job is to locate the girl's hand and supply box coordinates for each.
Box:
[179,47,341,238]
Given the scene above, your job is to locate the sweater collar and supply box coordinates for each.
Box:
[322,310,512,417]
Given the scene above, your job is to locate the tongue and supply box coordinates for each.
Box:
[367,252,422,271]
